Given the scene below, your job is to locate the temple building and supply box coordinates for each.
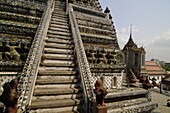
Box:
[145,61,167,84]
[122,28,148,85]
[0,0,157,113]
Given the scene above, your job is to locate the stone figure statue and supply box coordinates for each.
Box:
[5,40,21,61]
[86,49,97,63]
[93,80,108,106]
[98,49,107,64]
[0,78,20,113]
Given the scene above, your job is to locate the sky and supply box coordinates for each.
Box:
[99,0,170,62]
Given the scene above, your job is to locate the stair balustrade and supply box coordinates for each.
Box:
[16,0,55,112]
[68,3,96,113]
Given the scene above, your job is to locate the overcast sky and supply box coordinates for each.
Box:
[99,0,170,62]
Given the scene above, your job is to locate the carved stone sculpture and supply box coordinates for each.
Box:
[86,49,97,63]
[4,41,21,61]
[93,80,108,106]
[98,49,107,64]
[0,78,20,113]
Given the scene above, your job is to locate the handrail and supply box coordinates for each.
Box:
[16,0,55,112]
[68,4,95,113]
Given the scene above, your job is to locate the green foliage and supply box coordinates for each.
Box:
[161,65,170,71]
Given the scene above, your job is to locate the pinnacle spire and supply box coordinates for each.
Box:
[130,24,132,39]
[125,24,137,47]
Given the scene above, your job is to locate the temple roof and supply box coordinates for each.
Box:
[123,28,138,51]
[122,26,145,53]
[145,61,167,75]
[126,33,138,48]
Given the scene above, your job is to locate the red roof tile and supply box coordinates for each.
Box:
[145,61,166,75]
[145,61,157,66]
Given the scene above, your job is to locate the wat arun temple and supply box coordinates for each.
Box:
[0,0,158,113]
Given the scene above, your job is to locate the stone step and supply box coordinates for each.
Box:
[45,39,72,45]
[53,7,66,13]
[38,70,76,74]
[38,67,75,73]
[49,24,69,30]
[48,30,71,36]
[30,98,81,109]
[33,88,81,96]
[30,105,80,113]
[51,17,68,22]
[36,78,78,85]
[54,5,65,8]
[51,18,68,23]
[49,27,70,33]
[45,43,73,49]
[107,101,157,113]
[106,88,148,99]
[38,66,76,74]
[55,1,65,4]
[42,54,74,60]
[50,20,68,26]
[44,48,73,54]
[45,37,72,43]
[38,67,75,71]
[50,21,68,26]
[32,94,81,101]
[51,15,68,20]
[36,75,77,80]
[35,83,80,89]
[106,98,148,110]
[54,8,66,11]
[52,11,66,15]
[52,14,67,19]
[52,12,67,15]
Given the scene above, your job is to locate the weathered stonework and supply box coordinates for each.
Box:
[0,0,157,113]
[0,0,45,72]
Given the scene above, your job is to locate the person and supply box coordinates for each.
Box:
[93,80,108,106]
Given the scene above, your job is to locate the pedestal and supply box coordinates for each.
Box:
[96,106,107,113]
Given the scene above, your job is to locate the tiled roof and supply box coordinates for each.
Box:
[145,66,161,71]
[145,61,157,66]
[145,61,166,75]
[147,71,166,74]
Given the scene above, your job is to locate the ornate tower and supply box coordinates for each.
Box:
[122,26,148,83]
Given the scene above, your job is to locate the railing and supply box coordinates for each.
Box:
[16,0,55,112]
[68,4,96,113]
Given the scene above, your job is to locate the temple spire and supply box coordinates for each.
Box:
[125,24,137,47]
[130,24,132,39]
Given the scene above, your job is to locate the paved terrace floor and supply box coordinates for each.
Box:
[150,88,170,113]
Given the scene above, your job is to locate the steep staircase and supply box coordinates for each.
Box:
[30,1,83,113]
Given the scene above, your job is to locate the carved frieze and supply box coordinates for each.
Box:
[0,3,43,18]
[0,11,40,25]
[0,20,37,29]
[0,24,36,36]
[74,0,102,11]
[77,19,111,30]
[82,36,116,45]
[0,0,45,12]
[79,25,116,37]
[75,12,111,25]
[0,35,30,67]
[85,46,124,69]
